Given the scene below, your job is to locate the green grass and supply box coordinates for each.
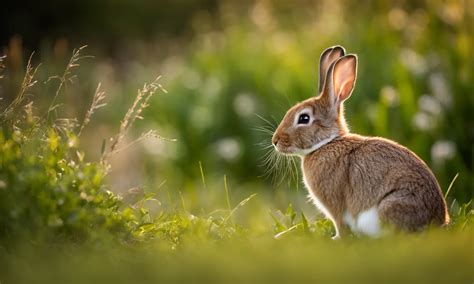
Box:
[1,214,473,284]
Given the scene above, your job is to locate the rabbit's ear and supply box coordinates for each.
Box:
[319,46,346,94]
[322,55,357,108]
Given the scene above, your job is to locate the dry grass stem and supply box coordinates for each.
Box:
[46,45,91,121]
[78,83,107,136]
[107,129,176,156]
[102,76,173,162]
[0,53,40,123]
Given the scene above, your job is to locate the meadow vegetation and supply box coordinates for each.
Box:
[0,1,472,283]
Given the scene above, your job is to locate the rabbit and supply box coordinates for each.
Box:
[271,45,449,238]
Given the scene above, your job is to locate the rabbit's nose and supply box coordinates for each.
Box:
[272,136,279,146]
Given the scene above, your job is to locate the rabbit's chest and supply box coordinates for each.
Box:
[302,171,338,222]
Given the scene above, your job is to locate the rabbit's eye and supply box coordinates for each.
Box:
[298,114,310,124]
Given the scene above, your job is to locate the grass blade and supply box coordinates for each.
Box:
[445,173,459,199]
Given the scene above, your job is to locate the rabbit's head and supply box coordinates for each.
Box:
[272,46,358,156]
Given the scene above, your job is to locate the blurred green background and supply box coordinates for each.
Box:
[1,0,472,203]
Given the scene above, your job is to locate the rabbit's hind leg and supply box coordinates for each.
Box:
[378,189,432,232]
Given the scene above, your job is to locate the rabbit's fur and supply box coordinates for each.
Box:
[272,46,449,238]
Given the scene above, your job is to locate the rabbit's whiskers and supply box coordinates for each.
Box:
[255,114,299,186]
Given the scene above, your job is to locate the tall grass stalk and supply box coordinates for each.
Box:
[0,53,39,123]
[102,76,172,162]
[445,173,459,199]
[78,83,106,136]
[45,45,90,121]
[199,161,207,189]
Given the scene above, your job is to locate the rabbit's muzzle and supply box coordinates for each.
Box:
[272,132,292,153]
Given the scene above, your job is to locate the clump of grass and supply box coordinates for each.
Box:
[0,47,174,246]
[0,46,260,249]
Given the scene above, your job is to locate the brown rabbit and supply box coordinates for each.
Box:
[272,45,449,238]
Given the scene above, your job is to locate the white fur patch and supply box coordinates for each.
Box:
[295,133,338,157]
[356,207,380,236]
[344,207,381,237]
